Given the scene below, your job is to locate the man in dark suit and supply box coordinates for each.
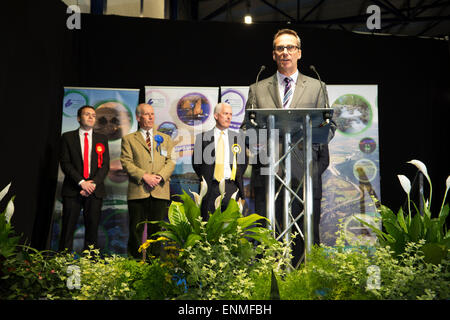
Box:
[192,102,248,220]
[246,28,335,265]
[59,105,110,252]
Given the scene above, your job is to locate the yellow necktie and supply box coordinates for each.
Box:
[214,131,225,182]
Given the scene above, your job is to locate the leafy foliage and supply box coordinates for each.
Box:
[355,160,449,264]
[150,190,276,249]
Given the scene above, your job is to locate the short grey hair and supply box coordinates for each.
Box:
[214,102,232,114]
[136,103,151,116]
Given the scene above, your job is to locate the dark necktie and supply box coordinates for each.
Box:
[146,131,151,149]
[283,77,293,108]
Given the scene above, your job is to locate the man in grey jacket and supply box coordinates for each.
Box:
[246,28,335,265]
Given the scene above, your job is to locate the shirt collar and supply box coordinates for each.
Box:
[277,70,299,84]
[140,128,153,136]
[214,126,228,137]
[79,128,93,136]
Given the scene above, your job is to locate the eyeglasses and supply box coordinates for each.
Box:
[274,45,300,53]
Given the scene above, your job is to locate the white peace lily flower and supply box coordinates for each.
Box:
[407,159,432,208]
[407,160,430,183]
[397,175,411,194]
[237,199,243,214]
[190,176,208,206]
[200,176,208,198]
[440,175,450,214]
[190,190,201,206]
[219,178,226,196]
[0,182,12,202]
[231,189,239,201]
[5,198,14,224]
[214,194,222,210]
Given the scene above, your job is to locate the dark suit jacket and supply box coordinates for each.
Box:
[246,72,336,199]
[192,128,248,200]
[60,129,110,198]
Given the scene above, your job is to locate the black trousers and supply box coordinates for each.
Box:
[59,195,103,252]
[127,196,169,259]
[201,179,239,220]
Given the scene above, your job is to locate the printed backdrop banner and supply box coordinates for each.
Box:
[53,85,379,254]
[321,85,380,246]
[52,87,140,255]
[145,86,219,198]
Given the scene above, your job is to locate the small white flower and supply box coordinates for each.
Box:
[214,194,222,210]
[200,176,208,198]
[5,197,14,224]
[0,182,12,202]
[219,178,226,196]
[237,199,243,214]
[397,175,411,194]
[407,160,430,183]
[446,175,450,191]
[190,176,208,206]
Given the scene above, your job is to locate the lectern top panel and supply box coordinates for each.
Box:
[246,108,334,136]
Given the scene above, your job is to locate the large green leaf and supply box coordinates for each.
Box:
[439,204,449,228]
[379,205,397,225]
[152,231,182,246]
[179,190,201,234]
[168,201,188,225]
[409,213,423,242]
[184,233,202,248]
[237,213,269,230]
[397,208,408,233]
[244,227,278,246]
[353,216,389,242]
[425,220,441,243]
[383,221,405,244]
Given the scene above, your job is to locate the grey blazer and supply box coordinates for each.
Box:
[246,72,327,110]
[245,72,334,198]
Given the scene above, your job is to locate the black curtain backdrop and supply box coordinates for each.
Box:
[1,1,449,249]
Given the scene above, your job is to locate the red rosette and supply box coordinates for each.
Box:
[95,143,105,168]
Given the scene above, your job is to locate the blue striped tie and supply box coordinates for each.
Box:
[283,77,293,108]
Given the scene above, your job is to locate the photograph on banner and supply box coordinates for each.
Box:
[145,86,219,198]
[52,87,139,255]
[320,85,381,247]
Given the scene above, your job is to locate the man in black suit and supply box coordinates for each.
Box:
[192,102,247,220]
[59,105,110,251]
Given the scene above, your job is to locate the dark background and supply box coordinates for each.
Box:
[1,0,449,249]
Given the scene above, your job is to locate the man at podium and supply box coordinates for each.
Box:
[246,28,335,266]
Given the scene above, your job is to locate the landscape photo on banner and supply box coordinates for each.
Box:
[145,86,220,200]
[51,87,139,255]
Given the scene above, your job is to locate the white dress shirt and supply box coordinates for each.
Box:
[277,70,299,109]
[214,127,231,180]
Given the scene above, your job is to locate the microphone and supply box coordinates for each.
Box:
[310,65,331,127]
[248,65,266,127]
